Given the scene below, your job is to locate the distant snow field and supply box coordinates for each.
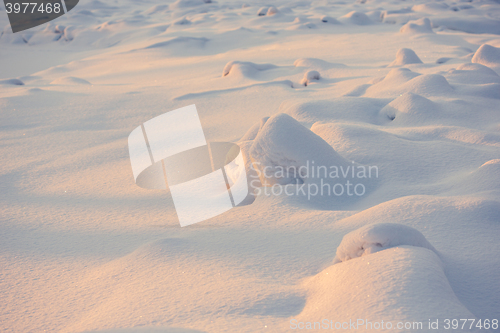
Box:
[1,0,500,332]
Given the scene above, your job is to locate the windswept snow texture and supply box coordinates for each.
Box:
[1,0,500,332]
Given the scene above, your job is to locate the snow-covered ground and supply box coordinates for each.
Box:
[1,0,500,332]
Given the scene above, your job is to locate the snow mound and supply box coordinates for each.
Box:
[446,63,500,85]
[380,68,421,85]
[50,76,91,85]
[472,44,500,72]
[365,68,422,97]
[412,3,449,14]
[457,63,499,77]
[299,247,477,327]
[257,7,268,16]
[267,6,278,16]
[368,71,453,98]
[0,78,24,85]
[320,16,341,24]
[248,113,351,185]
[389,48,423,67]
[333,223,437,264]
[293,58,346,70]
[400,17,434,34]
[330,195,500,321]
[404,74,453,97]
[379,92,439,124]
[339,11,372,25]
[301,70,320,86]
[222,61,277,78]
[169,0,212,10]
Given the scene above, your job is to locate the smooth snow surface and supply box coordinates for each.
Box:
[1,0,500,332]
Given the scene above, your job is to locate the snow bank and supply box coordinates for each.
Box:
[332,223,437,264]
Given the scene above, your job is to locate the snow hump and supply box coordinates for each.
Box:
[222,61,277,78]
[248,113,351,185]
[333,223,437,264]
[472,44,500,72]
[400,18,434,34]
[390,48,423,67]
